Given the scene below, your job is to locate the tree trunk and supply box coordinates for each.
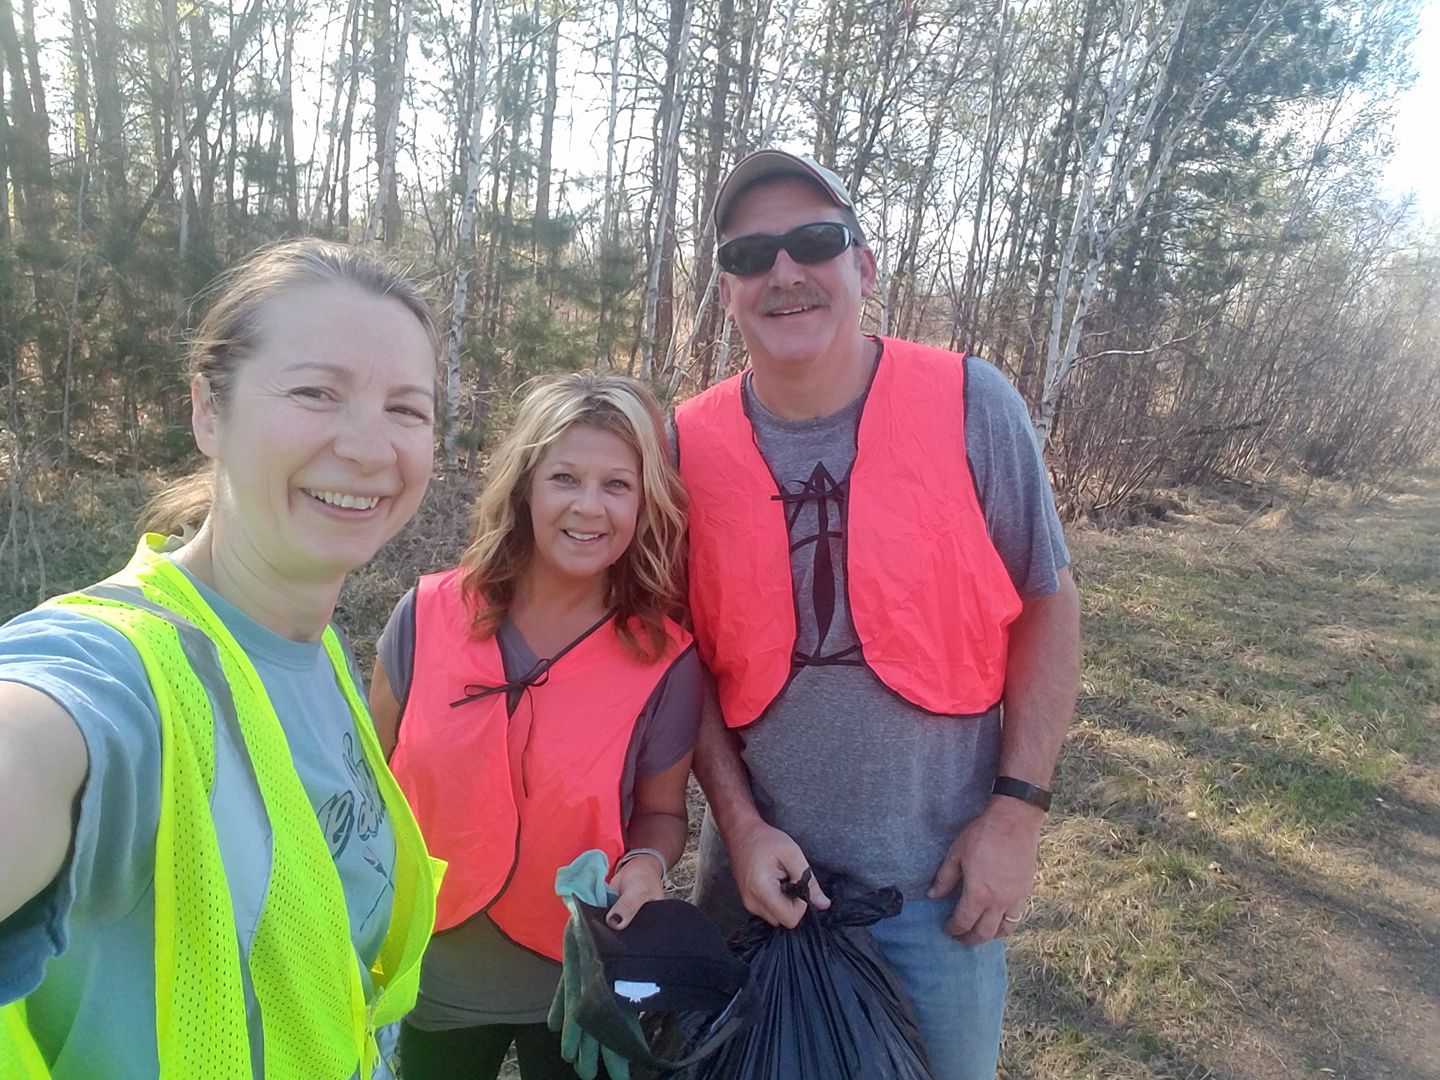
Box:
[1016,0,1095,400]
[0,0,53,313]
[90,0,126,202]
[496,5,538,307]
[443,0,494,469]
[224,17,238,250]
[641,0,691,380]
[680,0,732,389]
[383,0,413,243]
[0,60,10,243]
[60,165,88,466]
[280,0,299,226]
[188,5,216,235]
[310,0,360,227]
[67,0,93,162]
[337,0,364,231]
[162,0,194,281]
[18,0,45,156]
[600,0,624,249]
[365,0,396,246]
[533,8,560,277]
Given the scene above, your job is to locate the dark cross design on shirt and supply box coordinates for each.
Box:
[773,461,864,668]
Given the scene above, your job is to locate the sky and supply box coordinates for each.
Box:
[1383,0,1440,221]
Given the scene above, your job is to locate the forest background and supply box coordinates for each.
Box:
[2,0,1439,522]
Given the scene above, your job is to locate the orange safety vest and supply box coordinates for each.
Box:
[675,337,1023,728]
[388,569,690,959]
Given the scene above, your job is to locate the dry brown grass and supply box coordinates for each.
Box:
[0,468,159,622]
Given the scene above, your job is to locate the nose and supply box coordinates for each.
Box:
[333,418,398,470]
[769,246,807,286]
[571,480,604,515]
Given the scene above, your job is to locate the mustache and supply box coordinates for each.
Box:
[758,285,830,316]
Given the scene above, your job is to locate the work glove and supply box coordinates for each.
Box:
[547,850,642,1080]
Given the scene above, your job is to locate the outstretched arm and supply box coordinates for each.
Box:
[0,683,88,923]
[692,686,829,928]
[928,566,1080,943]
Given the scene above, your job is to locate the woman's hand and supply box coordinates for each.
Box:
[605,853,666,929]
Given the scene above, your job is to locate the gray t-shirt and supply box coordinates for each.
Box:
[685,348,1070,927]
[376,590,704,1028]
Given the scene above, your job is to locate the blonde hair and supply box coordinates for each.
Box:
[460,373,688,662]
[139,239,439,535]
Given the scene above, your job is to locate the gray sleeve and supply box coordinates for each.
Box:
[0,609,162,1000]
[375,588,418,706]
[964,357,1071,599]
[618,646,705,823]
[633,646,705,776]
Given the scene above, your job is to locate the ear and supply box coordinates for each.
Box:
[857,245,879,299]
[718,272,734,314]
[191,376,220,459]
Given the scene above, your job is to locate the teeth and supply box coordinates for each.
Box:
[564,530,601,541]
[307,490,380,510]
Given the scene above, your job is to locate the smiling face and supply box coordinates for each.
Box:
[523,423,642,595]
[718,175,878,376]
[192,281,436,588]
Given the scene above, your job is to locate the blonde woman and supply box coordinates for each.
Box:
[372,374,702,1080]
[0,239,442,1079]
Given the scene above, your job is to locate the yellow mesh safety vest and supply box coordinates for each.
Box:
[0,536,440,1079]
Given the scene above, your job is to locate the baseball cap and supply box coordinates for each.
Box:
[566,896,756,1071]
[711,150,856,236]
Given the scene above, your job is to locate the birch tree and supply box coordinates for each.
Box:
[639,0,692,379]
[366,0,413,247]
[1035,0,1297,442]
[442,0,494,468]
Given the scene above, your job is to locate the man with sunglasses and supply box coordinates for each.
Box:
[674,150,1079,1080]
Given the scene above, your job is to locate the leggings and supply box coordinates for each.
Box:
[397,1018,609,1080]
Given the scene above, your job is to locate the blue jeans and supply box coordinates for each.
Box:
[866,896,1008,1080]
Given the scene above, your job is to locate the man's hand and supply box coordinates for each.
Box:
[605,855,667,930]
[728,819,831,928]
[928,796,1044,944]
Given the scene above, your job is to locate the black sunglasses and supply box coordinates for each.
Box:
[716,222,858,276]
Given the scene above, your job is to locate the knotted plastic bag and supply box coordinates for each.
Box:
[649,872,934,1080]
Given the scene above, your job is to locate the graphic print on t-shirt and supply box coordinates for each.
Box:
[317,730,395,925]
[777,461,864,669]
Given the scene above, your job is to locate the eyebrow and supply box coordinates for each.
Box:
[284,361,435,400]
[546,458,638,474]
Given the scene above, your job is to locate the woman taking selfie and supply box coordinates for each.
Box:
[374,374,702,1080]
[0,240,442,1080]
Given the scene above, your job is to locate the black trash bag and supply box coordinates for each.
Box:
[648,871,934,1080]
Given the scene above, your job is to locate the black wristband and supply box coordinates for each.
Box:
[992,775,1052,812]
